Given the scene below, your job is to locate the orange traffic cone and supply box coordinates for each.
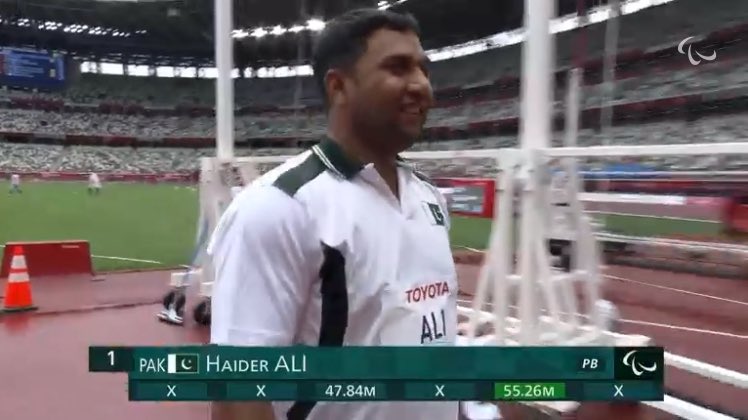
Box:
[2,246,37,313]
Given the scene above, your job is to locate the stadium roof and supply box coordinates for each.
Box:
[0,0,607,67]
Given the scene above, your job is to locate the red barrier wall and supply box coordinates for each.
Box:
[0,171,198,183]
[435,177,742,230]
[597,178,748,195]
[437,177,495,219]
[1,240,93,278]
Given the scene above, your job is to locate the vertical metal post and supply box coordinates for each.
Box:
[564,68,582,271]
[573,0,588,69]
[293,0,307,109]
[519,0,554,152]
[517,0,555,344]
[215,0,235,160]
[599,0,621,145]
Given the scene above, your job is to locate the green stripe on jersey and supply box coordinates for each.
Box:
[273,152,328,197]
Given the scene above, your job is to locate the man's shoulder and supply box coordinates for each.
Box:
[208,178,311,257]
[411,169,437,188]
[398,157,436,188]
[254,148,329,197]
[404,164,442,198]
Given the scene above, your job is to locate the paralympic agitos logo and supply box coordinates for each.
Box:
[622,349,658,377]
[614,347,663,380]
[678,37,717,66]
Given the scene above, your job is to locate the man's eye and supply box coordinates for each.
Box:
[388,63,408,74]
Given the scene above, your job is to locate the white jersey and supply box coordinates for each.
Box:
[89,173,101,188]
[10,174,20,185]
[208,138,459,420]
[230,185,243,198]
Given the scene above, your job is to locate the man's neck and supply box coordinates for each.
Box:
[372,160,399,200]
[327,129,400,199]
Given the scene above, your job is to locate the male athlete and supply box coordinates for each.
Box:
[9,173,21,194]
[209,8,458,420]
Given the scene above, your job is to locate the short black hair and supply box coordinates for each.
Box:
[311,8,421,103]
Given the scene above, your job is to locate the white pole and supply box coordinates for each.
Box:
[599,0,621,146]
[517,0,555,344]
[519,0,554,151]
[564,69,582,272]
[293,0,307,109]
[214,0,234,160]
[564,69,581,149]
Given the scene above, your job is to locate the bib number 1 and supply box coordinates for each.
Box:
[421,309,447,344]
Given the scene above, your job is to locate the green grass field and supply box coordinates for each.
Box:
[449,213,722,250]
[2,181,198,271]
[0,181,721,272]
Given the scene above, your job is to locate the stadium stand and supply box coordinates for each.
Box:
[2,112,747,176]
[0,0,747,176]
[10,54,748,136]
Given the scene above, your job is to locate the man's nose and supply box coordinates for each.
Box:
[407,69,434,105]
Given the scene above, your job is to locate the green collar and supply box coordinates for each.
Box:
[313,137,411,180]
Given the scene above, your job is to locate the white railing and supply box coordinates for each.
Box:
[455,139,748,419]
[456,305,747,419]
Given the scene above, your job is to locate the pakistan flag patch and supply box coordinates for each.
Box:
[422,202,446,226]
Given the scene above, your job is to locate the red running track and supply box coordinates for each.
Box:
[0,265,746,420]
[0,304,211,420]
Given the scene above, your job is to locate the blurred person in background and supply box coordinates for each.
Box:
[9,173,22,194]
[88,172,102,195]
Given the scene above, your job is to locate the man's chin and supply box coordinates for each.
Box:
[393,127,422,151]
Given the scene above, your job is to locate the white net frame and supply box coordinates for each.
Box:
[195,0,748,417]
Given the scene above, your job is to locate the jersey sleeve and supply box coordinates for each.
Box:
[207,185,321,346]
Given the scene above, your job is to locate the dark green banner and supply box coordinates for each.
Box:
[127,379,663,402]
[91,346,663,381]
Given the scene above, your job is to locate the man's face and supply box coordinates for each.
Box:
[343,28,434,153]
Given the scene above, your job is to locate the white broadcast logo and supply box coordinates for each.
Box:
[678,37,716,66]
[622,350,658,377]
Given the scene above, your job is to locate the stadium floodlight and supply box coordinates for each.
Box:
[305,18,325,31]
[232,29,249,39]
[251,27,267,38]
[271,25,287,36]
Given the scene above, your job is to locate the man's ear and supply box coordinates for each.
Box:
[324,69,347,107]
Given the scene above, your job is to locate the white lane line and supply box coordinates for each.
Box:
[455,299,747,339]
[586,210,720,224]
[620,319,747,339]
[90,255,164,265]
[0,244,190,268]
[605,274,748,308]
[451,245,748,307]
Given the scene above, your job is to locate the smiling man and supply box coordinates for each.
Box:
[209,8,458,420]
